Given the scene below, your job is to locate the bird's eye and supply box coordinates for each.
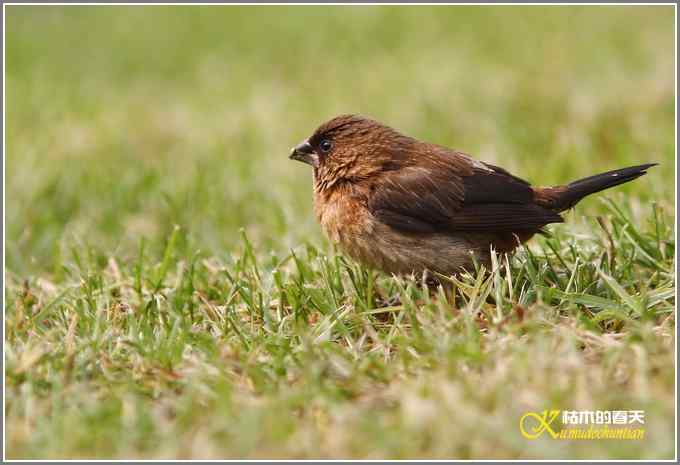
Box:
[319,139,333,153]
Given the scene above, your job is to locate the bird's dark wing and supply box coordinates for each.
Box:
[367,150,563,234]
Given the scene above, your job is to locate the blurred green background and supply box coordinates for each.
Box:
[6,5,674,279]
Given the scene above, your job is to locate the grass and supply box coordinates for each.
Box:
[4,5,676,460]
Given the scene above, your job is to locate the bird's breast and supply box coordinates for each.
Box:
[314,188,373,245]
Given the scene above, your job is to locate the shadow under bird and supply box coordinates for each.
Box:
[290,114,656,277]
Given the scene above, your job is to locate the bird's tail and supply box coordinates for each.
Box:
[535,163,657,212]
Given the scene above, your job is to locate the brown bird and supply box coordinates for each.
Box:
[289,114,656,277]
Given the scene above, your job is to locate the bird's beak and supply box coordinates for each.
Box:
[289,140,319,167]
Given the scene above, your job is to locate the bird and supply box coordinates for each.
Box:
[289,114,656,277]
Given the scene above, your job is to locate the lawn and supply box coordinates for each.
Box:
[4,5,676,460]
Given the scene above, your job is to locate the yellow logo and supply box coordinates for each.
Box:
[519,410,560,439]
[520,409,646,440]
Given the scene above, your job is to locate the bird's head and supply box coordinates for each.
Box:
[289,114,414,190]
